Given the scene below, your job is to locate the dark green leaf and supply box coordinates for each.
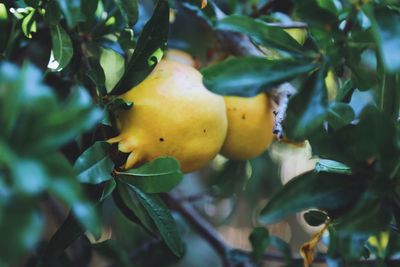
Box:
[259,170,366,224]
[93,240,132,267]
[181,0,217,27]
[129,185,184,257]
[0,200,43,264]
[303,210,328,226]
[111,0,169,95]
[249,227,270,262]
[202,56,318,97]
[114,182,158,235]
[48,25,73,71]
[114,0,138,26]
[216,15,306,56]
[117,157,183,193]
[81,0,99,22]
[55,0,84,28]
[285,66,328,140]
[326,102,355,130]
[74,142,114,184]
[44,0,62,26]
[86,56,107,96]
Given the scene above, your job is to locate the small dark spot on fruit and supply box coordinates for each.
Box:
[159,138,164,142]
[242,113,246,120]
[203,129,207,133]
[233,107,237,111]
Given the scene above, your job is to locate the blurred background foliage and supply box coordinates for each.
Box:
[1,0,400,266]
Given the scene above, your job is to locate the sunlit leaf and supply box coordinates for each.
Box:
[48,25,73,71]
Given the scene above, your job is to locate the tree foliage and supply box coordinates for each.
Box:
[1,0,400,266]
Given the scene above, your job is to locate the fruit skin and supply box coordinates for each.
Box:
[108,60,228,173]
[164,49,196,67]
[221,93,275,160]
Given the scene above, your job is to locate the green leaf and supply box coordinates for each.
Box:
[0,3,11,52]
[365,6,400,72]
[44,0,62,26]
[216,15,306,56]
[249,227,270,262]
[48,24,73,71]
[74,142,114,184]
[55,0,84,29]
[81,0,99,23]
[284,66,328,140]
[202,56,318,97]
[129,185,184,257]
[21,8,36,38]
[117,157,183,193]
[0,62,24,140]
[114,0,138,26]
[115,182,157,235]
[92,240,132,267]
[315,159,352,175]
[99,47,125,93]
[259,170,366,224]
[303,210,328,226]
[111,0,169,95]
[326,102,355,130]
[0,199,44,265]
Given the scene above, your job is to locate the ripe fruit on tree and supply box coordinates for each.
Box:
[164,49,196,67]
[220,93,275,160]
[108,60,228,173]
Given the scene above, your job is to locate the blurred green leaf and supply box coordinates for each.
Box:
[117,157,183,193]
[180,0,217,27]
[55,0,84,28]
[285,66,328,140]
[111,0,169,95]
[326,102,355,130]
[48,24,73,71]
[93,240,132,267]
[44,0,62,26]
[303,210,328,226]
[0,3,11,53]
[0,200,43,264]
[81,0,99,23]
[128,185,184,258]
[259,171,366,224]
[216,15,306,56]
[115,0,138,26]
[249,227,269,262]
[365,6,400,72]
[202,56,318,96]
[74,142,114,184]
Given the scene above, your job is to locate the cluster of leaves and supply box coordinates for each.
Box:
[0,0,189,266]
[194,0,400,264]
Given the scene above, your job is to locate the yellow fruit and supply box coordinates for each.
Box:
[108,60,228,173]
[164,49,196,67]
[220,93,275,160]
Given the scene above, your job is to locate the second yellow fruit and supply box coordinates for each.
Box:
[220,93,275,160]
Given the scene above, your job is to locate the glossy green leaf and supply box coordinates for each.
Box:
[111,0,169,95]
[216,15,305,56]
[48,25,73,71]
[259,171,366,224]
[55,0,83,28]
[202,56,318,96]
[249,227,269,262]
[21,8,36,38]
[0,200,43,264]
[74,142,114,184]
[117,157,183,193]
[315,159,352,175]
[284,66,328,140]
[129,185,184,257]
